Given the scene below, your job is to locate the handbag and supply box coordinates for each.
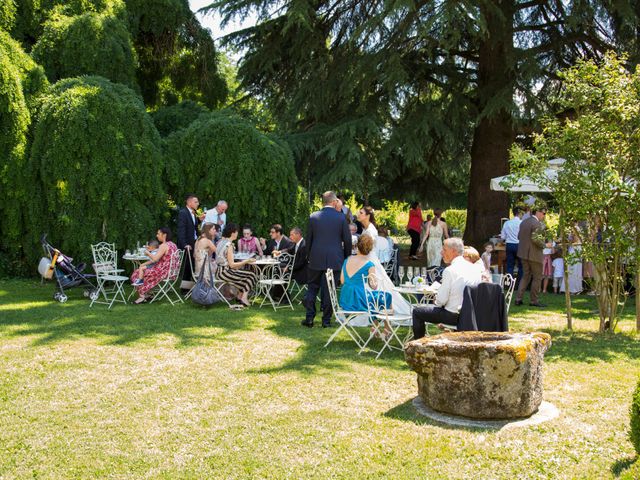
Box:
[191,253,222,306]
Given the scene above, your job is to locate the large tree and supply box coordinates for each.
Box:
[204,0,626,244]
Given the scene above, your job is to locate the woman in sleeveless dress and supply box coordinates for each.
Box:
[356,207,411,315]
[215,223,257,306]
[193,224,217,284]
[419,208,449,267]
[130,227,178,303]
[238,224,263,256]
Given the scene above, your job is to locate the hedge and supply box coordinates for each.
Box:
[151,100,209,137]
[32,10,137,88]
[25,76,166,264]
[164,112,299,235]
[0,30,48,273]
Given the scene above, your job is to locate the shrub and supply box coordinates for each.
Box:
[25,76,166,264]
[0,0,16,31]
[631,378,640,455]
[0,31,48,273]
[444,209,467,235]
[151,100,209,137]
[164,112,299,235]
[32,10,137,88]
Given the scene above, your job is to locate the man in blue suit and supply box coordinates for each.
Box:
[303,191,352,327]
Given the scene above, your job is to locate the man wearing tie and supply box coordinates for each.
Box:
[289,227,307,285]
[203,200,228,229]
[177,194,202,287]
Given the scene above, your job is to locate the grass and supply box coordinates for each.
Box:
[0,278,639,479]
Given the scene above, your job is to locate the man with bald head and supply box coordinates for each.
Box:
[303,191,352,328]
[411,238,481,338]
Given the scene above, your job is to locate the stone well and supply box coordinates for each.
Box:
[405,331,552,419]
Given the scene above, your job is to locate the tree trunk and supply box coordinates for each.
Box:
[463,1,514,248]
[560,211,572,330]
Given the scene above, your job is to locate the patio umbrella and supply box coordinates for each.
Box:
[489,158,565,193]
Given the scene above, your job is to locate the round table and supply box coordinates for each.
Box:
[393,283,439,307]
[249,258,280,302]
[122,253,148,270]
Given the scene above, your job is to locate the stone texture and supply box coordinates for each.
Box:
[405,331,552,419]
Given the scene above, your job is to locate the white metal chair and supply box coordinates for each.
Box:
[289,281,307,304]
[148,249,185,305]
[323,269,368,349]
[360,273,413,358]
[500,273,516,314]
[91,242,129,309]
[382,248,398,280]
[258,252,295,310]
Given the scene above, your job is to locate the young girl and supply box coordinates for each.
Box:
[238,224,263,256]
[552,250,564,294]
[542,240,555,293]
[481,243,493,273]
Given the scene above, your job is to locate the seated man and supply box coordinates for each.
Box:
[412,238,481,339]
[262,224,295,256]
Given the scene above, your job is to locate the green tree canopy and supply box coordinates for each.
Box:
[204,0,634,244]
[25,76,166,263]
[0,30,48,272]
[32,10,137,88]
[0,0,16,32]
[163,112,298,234]
[151,100,209,137]
[125,0,227,108]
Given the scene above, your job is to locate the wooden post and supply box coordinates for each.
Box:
[560,209,572,330]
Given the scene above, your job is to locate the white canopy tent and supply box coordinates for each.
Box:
[489,158,565,193]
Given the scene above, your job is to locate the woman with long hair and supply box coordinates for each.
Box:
[193,223,217,284]
[215,223,257,306]
[130,227,177,304]
[419,208,449,267]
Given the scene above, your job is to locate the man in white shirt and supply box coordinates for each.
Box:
[500,206,524,282]
[204,200,228,229]
[412,238,481,338]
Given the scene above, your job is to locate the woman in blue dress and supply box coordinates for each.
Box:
[340,234,391,337]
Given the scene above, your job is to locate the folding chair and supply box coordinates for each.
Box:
[362,273,413,359]
[323,269,368,349]
[289,281,307,304]
[91,242,129,309]
[259,252,295,310]
[382,248,398,281]
[148,249,185,305]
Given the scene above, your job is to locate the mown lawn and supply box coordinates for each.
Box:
[0,279,639,479]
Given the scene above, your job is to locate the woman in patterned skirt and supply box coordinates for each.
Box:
[131,227,177,304]
[215,223,257,306]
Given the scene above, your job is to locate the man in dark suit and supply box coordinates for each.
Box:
[303,191,352,327]
[176,193,202,286]
[289,227,307,285]
[515,205,547,307]
[262,224,295,256]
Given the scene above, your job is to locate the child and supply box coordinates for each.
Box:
[238,224,263,255]
[552,249,564,294]
[481,243,493,273]
[132,239,159,286]
[349,223,359,255]
[542,241,555,293]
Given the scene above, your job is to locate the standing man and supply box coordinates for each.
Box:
[515,205,547,307]
[177,194,202,288]
[500,206,524,285]
[204,200,228,230]
[303,191,352,328]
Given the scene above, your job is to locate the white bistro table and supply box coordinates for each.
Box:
[393,283,439,308]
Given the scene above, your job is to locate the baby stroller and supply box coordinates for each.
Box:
[39,234,98,303]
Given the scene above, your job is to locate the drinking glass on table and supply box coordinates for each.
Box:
[406,267,413,285]
[398,266,404,285]
[421,267,427,279]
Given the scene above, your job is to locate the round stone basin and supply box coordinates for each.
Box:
[405,331,552,419]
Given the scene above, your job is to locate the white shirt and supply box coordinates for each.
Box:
[375,236,392,263]
[435,256,482,314]
[552,258,564,278]
[500,217,522,244]
[295,238,303,254]
[204,209,227,229]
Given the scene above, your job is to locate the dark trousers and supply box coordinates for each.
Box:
[516,259,542,304]
[412,305,459,339]
[505,243,522,287]
[181,244,195,283]
[304,268,339,325]
[408,229,421,256]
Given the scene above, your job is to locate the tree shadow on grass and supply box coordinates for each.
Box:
[611,456,638,477]
[542,329,640,363]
